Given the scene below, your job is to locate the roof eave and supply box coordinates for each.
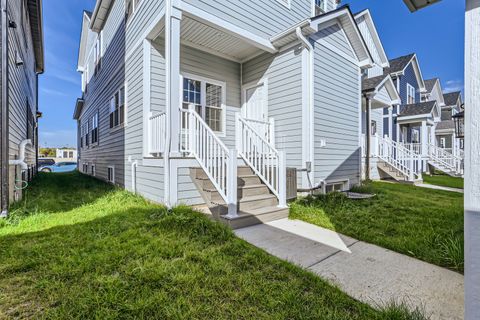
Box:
[28,0,45,73]
[90,0,113,32]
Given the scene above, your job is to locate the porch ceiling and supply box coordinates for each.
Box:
[180,16,262,62]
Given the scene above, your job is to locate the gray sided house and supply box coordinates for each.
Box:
[0,0,44,216]
[74,0,372,228]
[436,91,463,152]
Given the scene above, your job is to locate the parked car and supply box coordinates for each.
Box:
[38,158,55,168]
[39,162,77,173]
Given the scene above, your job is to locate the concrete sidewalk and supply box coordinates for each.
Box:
[235,219,464,320]
[417,183,464,193]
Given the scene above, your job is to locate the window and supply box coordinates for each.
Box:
[91,165,96,176]
[69,151,74,158]
[91,113,99,144]
[440,137,446,148]
[94,34,102,75]
[324,180,348,193]
[406,83,416,104]
[370,120,377,136]
[315,0,326,15]
[83,163,88,173]
[412,129,420,143]
[107,166,115,183]
[85,121,90,147]
[110,87,125,129]
[63,151,68,158]
[126,0,142,21]
[26,101,35,145]
[182,75,225,134]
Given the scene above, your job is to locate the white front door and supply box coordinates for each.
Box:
[244,83,267,122]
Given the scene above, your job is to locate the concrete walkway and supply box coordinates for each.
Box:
[235,219,464,320]
[417,183,464,193]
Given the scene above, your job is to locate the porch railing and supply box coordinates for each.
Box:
[428,144,463,174]
[242,118,275,145]
[148,112,166,154]
[378,136,422,181]
[180,105,238,217]
[402,143,422,155]
[236,114,286,207]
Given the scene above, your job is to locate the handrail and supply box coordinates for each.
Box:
[242,117,275,144]
[236,114,286,207]
[428,144,463,174]
[378,136,422,181]
[180,105,237,217]
[148,112,166,154]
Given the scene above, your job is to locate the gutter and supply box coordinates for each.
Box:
[1,0,9,217]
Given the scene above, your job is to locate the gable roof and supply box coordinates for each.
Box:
[384,53,426,92]
[27,0,44,73]
[443,91,462,106]
[436,120,455,131]
[424,78,439,93]
[362,75,388,92]
[308,5,373,67]
[354,9,389,67]
[398,101,437,117]
[77,11,92,71]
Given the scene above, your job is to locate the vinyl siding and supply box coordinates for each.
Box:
[78,0,126,187]
[7,0,38,203]
[182,0,311,39]
[312,30,361,186]
[242,45,304,185]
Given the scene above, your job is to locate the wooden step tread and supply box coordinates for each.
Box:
[203,184,267,193]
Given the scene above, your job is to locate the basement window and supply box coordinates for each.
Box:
[107,166,115,184]
[324,180,349,193]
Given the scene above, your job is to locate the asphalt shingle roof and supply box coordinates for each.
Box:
[424,78,438,93]
[436,120,455,130]
[398,101,436,117]
[384,53,415,75]
[362,75,388,92]
[443,92,461,106]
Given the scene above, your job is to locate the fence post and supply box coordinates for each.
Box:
[278,151,287,208]
[226,148,238,218]
[188,104,195,153]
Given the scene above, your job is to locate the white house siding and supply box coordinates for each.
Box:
[7,0,38,202]
[311,29,362,187]
[182,0,311,39]
[78,0,126,187]
[242,45,304,185]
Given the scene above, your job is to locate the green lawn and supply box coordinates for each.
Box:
[291,182,464,273]
[423,173,464,189]
[0,172,425,319]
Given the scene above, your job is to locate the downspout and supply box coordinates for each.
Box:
[0,0,9,217]
[163,0,172,208]
[127,156,138,193]
[296,27,314,189]
[364,95,372,180]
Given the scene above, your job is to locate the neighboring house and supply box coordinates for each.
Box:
[56,148,78,161]
[437,91,463,152]
[354,9,401,181]
[74,0,373,228]
[0,0,44,216]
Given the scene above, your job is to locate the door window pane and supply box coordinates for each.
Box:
[206,83,222,132]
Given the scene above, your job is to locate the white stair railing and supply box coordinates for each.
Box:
[242,118,275,145]
[378,136,422,181]
[180,105,238,217]
[402,143,422,155]
[428,144,463,174]
[148,112,166,155]
[236,114,286,207]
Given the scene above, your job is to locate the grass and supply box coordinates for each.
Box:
[291,182,464,273]
[423,173,464,189]
[0,172,427,319]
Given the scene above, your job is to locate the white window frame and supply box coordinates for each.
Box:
[440,137,446,148]
[313,0,327,15]
[322,179,350,194]
[91,164,96,176]
[91,112,99,145]
[107,166,115,184]
[412,128,420,143]
[180,73,227,137]
[406,83,416,104]
[110,87,126,130]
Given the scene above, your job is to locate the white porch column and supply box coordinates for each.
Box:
[421,121,428,172]
[465,0,480,318]
[166,0,182,155]
[388,106,393,138]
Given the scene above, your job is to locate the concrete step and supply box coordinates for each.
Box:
[221,206,289,229]
[202,184,270,202]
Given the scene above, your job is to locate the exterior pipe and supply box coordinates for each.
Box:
[296,27,314,189]
[9,139,32,171]
[1,0,9,217]
[364,95,372,180]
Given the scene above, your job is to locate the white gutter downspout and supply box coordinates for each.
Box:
[163,0,172,208]
[296,27,315,188]
[9,139,32,171]
[128,156,138,193]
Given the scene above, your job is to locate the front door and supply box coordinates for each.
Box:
[244,83,267,122]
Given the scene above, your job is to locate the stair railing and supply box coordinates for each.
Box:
[242,117,275,145]
[236,113,286,207]
[428,144,463,174]
[181,105,238,217]
[378,136,422,181]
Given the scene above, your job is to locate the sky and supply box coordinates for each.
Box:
[38,0,465,148]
